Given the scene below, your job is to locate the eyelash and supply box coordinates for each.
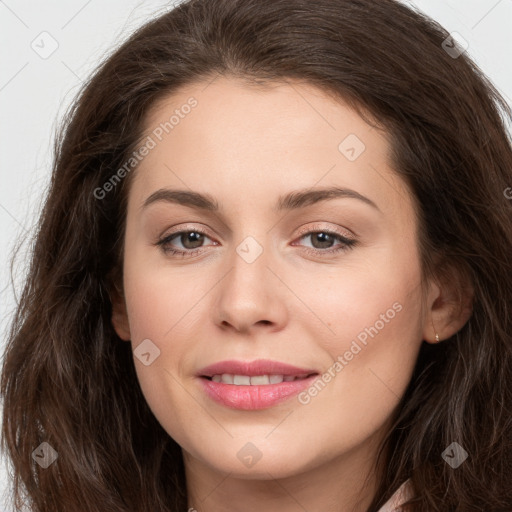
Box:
[155,225,357,259]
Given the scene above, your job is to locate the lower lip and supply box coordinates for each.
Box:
[199,375,318,410]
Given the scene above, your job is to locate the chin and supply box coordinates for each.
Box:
[186,439,319,480]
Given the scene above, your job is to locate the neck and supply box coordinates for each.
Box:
[184,430,389,512]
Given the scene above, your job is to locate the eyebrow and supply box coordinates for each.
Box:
[141,186,380,213]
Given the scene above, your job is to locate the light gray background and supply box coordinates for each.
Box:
[1,0,511,509]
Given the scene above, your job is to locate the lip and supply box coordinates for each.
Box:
[197,359,318,378]
[197,359,319,410]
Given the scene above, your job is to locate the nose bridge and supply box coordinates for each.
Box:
[213,232,286,331]
[227,233,271,298]
[235,234,266,267]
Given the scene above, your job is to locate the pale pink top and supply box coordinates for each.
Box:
[376,479,414,512]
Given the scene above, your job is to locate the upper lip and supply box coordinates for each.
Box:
[198,359,318,378]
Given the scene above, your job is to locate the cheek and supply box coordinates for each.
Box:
[292,250,422,352]
[122,261,204,443]
[122,249,206,344]
[291,244,424,410]
[288,283,423,459]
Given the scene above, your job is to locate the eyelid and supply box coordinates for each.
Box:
[295,222,355,240]
[159,222,354,244]
[160,223,216,240]
[156,221,358,258]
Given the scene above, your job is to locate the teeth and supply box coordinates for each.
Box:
[210,374,308,385]
[250,375,270,385]
[269,374,284,384]
[233,375,251,385]
[221,374,234,384]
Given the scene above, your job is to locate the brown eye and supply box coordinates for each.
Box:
[308,232,337,249]
[156,229,216,257]
[176,231,205,249]
[293,228,358,257]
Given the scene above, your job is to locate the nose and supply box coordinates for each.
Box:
[212,239,288,335]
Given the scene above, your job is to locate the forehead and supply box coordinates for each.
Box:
[128,76,414,222]
[141,76,386,157]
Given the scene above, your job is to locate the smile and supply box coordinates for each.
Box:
[197,359,319,410]
[208,373,312,385]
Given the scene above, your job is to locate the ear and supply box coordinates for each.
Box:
[110,284,131,342]
[422,262,474,344]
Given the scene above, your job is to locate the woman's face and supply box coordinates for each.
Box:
[113,77,436,480]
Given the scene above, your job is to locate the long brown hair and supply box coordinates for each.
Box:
[2,0,511,510]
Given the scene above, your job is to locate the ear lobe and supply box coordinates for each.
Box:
[424,264,474,344]
[110,287,131,342]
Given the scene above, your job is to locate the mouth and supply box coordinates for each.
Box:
[202,373,316,384]
[197,359,319,410]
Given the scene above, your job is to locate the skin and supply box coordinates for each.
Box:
[112,76,472,512]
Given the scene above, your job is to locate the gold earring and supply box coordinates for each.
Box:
[431,318,440,342]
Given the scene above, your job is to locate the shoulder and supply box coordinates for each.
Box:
[376,479,414,512]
